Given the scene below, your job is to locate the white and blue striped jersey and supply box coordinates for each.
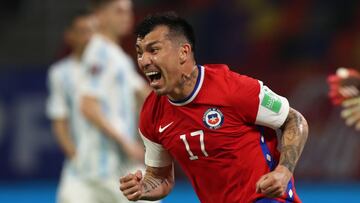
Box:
[46,56,94,178]
[79,34,146,178]
[46,34,145,180]
[46,40,152,203]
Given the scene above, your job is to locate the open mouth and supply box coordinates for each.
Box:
[145,71,162,83]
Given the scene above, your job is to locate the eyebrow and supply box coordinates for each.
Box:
[136,40,162,50]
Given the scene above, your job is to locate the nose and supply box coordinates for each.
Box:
[138,52,152,70]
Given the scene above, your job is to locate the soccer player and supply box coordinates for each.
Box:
[81,0,148,163]
[46,9,97,202]
[79,0,152,202]
[47,1,151,202]
[119,12,309,203]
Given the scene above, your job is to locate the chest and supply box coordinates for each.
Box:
[156,104,256,163]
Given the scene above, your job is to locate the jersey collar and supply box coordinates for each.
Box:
[168,65,205,106]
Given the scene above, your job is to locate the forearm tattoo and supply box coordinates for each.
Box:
[279,109,308,172]
[142,176,167,193]
[141,166,174,197]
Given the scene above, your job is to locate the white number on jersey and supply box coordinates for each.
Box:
[180,130,209,160]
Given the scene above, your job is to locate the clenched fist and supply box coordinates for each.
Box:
[255,165,292,198]
[120,170,143,201]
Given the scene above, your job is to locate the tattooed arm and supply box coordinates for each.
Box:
[278,108,308,173]
[256,108,308,197]
[120,164,174,201]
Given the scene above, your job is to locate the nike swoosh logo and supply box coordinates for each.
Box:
[159,122,174,133]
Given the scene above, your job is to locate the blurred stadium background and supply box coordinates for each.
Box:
[1,0,360,202]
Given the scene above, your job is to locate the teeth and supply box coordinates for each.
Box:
[145,71,159,76]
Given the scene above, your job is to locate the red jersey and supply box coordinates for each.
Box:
[139,64,301,203]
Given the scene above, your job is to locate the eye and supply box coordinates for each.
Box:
[150,47,159,54]
[136,51,143,59]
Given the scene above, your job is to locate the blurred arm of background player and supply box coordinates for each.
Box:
[328,67,360,130]
[52,119,76,159]
[80,87,150,162]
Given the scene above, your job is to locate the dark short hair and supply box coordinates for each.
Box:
[135,12,196,53]
[88,0,116,11]
[65,8,92,29]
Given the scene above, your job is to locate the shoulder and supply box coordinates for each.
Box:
[202,64,230,87]
[82,36,112,76]
[203,64,230,75]
[204,64,262,122]
[82,35,108,63]
[202,64,260,92]
[48,57,73,79]
[203,64,254,81]
[86,34,106,50]
[50,57,73,70]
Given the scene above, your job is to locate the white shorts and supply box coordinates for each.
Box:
[57,174,160,203]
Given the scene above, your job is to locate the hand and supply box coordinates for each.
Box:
[119,170,143,201]
[327,67,360,105]
[341,96,360,130]
[255,165,292,197]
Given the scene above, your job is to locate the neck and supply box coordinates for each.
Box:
[98,29,120,44]
[169,65,199,101]
[71,48,83,60]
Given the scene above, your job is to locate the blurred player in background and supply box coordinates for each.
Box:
[80,0,153,202]
[46,9,97,202]
[120,12,309,203]
[328,67,360,130]
[82,0,149,165]
[47,0,151,202]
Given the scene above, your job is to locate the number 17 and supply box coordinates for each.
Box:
[180,130,209,160]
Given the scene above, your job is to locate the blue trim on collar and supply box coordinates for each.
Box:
[169,65,202,105]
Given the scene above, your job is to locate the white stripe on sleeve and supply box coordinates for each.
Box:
[139,130,173,167]
[255,81,290,129]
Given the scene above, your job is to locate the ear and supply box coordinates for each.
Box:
[179,43,192,64]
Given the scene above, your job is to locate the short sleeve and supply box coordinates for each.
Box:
[229,72,289,129]
[139,130,173,167]
[138,93,172,167]
[81,36,107,98]
[46,67,68,119]
[255,81,289,129]
[81,63,107,98]
[230,73,262,124]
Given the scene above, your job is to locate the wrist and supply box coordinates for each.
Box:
[275,165,293,176]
